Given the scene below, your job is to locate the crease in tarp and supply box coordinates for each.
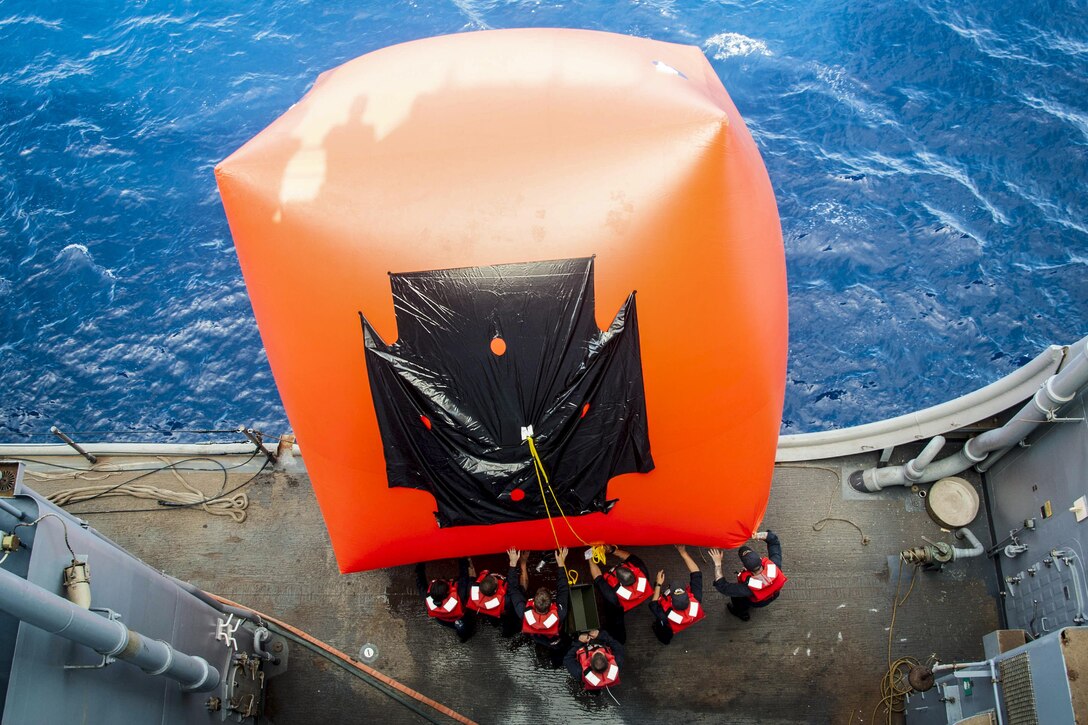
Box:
[359,257,654,527]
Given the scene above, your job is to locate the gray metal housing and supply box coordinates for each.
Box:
[0,466,276,723]
[986,374,1088,633]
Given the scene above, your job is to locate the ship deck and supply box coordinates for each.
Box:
[24,447,1001,724]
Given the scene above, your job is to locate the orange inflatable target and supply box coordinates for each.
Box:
[216,29,787,573]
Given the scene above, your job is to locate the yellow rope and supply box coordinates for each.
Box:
[591,545,607,564]
[526,436,589,586]
[870,556,922,724]
[526,437,592,547]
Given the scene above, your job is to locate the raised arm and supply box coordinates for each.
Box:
[518,550,529,591]
[555,548,571,621]
[676,544,699,573]
[762,531,783,568]
[611,545,632,563]
[709,548,752,598]
[588,551,604,581]
[506,549,527,617]
[647,569,668,625]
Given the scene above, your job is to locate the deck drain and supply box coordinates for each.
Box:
[359,643,379,664]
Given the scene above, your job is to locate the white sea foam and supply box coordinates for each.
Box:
[914,149,1009,226]
[1040,32,1088,57]
[0,15,61,30]
[55,243,117,280]
[451,0,491,30]
[920,202,985,247]
[810,201,869,229]
[1020,93,1088,142]
[918,3,1047,68]
[808,62,899,129]
[704,32,772,60]
[1003,180,1088,236]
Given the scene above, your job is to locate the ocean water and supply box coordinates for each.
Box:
[0,0,1085,442]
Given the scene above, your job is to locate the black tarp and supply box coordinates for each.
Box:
[359,257,653,527]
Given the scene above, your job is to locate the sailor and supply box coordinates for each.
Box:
[414,558,474,642]
[465,557,509,618]
[563,628,625,692]
[588,544,651,643]
[648,544,705,645]
[508,547,571,666]
[465,550,521,636]
[710,530,787,621]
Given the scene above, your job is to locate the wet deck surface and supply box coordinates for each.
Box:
[25,448,1001,724]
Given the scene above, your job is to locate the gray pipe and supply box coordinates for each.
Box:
[0,565,219,692]
[951,528,984,560]
[0,498,27,521]
[853,337,1088,491]
[903,436,946,481]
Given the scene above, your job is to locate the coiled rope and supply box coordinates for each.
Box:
[871,556,922,724]
[42,456,250,522]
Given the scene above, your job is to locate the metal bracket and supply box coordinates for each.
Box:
[64,608,121,670]
[239,427,277,464]
[216,613,241,650]
[1044,409,1084,423]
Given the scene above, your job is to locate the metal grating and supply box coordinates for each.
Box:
[999,652,1039,725]
[0,461,21,497]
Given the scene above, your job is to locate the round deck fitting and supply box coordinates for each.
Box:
[908,665,935,692]
[926,477,979,528]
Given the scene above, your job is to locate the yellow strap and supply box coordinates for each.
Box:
[526,436,587,589]
[529,437,562,553]
[526,437,592,548]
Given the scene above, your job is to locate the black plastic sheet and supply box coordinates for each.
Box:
[360,257,653,527]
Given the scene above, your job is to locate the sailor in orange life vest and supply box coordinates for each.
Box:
[465,555,512,630]
[468,549,520,636]
[415,558,475,642]
[647,544,705,645]
[507,547,571,666]
[588,544,651,644]
[563,628,625,692]
[710,530,786,621]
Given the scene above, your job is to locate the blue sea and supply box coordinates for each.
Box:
[1,1,1085,442]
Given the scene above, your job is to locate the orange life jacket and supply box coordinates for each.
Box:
[466,571,508,617]
[576,645,620,690]
[521,602,560,636]
[425,580,465,622]
[658,588,705,633]
[601,562,652,611]
[737,557,787,603]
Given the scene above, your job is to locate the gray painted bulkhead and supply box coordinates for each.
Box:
[985,382,1088,632]
[0,473,256,723]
